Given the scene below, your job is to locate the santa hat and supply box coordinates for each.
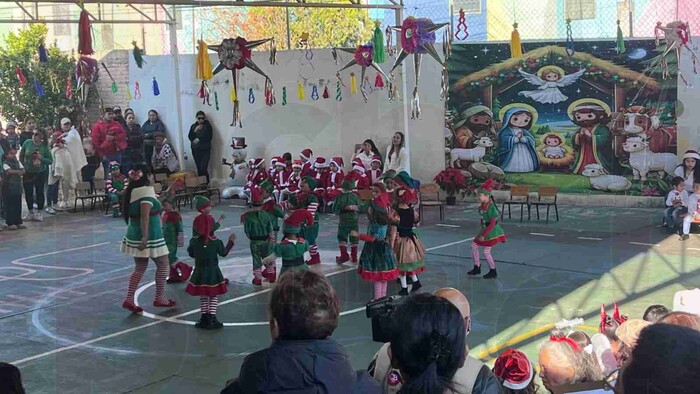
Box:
[352,159,366,173]
[477,178,496,196]
[274,157,286,167]
[314,157,329,169]
[53,131,66,145]
[493,349,535,391]
[270,157,279,166]
[252,158,265,169]
[683,150,700,161]
[292,160,303,169]
[300,148,313,161]
[283,209,314,234]
[341,179,356,191]
[192,212,217,245]
[108,161,121,171]
[249,186,264,206]
[331,156,344,169]
[371,155,382,165]
[370,192,390,213]
[259,179,275,195]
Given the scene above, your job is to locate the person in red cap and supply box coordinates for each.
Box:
[299,148,314,177]
[245,158,269,199]
[324,156,345,204]
[674,150,700,193]
[492,349,538,393]
[391,171,425,295]
[272,158,290,203]
[268,157,279,179]
[242,187,275,285]
[368,155,384,184]
[283,160,304,198]
[468,179,506,279]
[334,179,360,264]
[312,156,330,200]
[346,158,371,191]
[262,209,314,274]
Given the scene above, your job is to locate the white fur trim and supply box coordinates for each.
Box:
[684,152,700,161]
[503,362,534,390]
[353,165,365,173]
[130,186,156,203]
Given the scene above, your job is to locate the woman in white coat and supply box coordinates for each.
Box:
[353,139,382,170]
[384,132,409,174]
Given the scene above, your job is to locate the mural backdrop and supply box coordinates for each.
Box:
[446,39,679,196]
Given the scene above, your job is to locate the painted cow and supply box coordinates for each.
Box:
[620,106,676,154]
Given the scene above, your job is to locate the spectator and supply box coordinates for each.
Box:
[538,335,603,392]
[492,349,537,394]
[222,270,380,393]
[19,130,52,222]
[188,110,213,184]
[664,176,688,233]
[113,105,128,131]
[1,121,21,152]
[59,118,87,187]
[643,304,671,323]
[611,319,650,367]
[354,139,382,170]
[658,311,700,331]
[384,132,409,175]
[619,324,700,394]
[674,150,700,193]
[151,132,179,177]
[2,148,26,230]
[141,109,166,171]
[19,116,37,146]
[123,112,144,173]
[92,107,127,176]
[0,362,25,394]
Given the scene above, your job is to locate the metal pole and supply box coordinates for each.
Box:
[168,21,187,171]
[285,7,292,50]
[395,6,411,174]
[628,0,634,37]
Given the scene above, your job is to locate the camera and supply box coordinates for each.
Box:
[366,295,405,343]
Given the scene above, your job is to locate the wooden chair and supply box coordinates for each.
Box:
[530,186,559,222]
[501,186,530,222]
[153,182,162,194]
[92,179,109,212]
[74,182,101,214]
[185,177,209,209]
[198,176,221,203]
[418,183,445,222]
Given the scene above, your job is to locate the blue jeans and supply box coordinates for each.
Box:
[665,206,687,228]
[47,181,60,206]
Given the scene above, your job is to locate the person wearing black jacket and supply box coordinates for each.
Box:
[221,270,381,394]
[188,111,213,184]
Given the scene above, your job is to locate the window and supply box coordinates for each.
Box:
[565,0,596,21]
[52,5,71,35]
[453,0,481,15]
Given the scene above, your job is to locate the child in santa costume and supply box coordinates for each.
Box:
[288,176,321,264]
[312,156,330,199]
[324,156,345,204]
[268,157,279,179]
[355,183,399,301]
[272,159,290,203]
[242,187,275,285]
[262,209,315,274]
[280,160,303,202]
[162,193,193,283]
[245,158,268,194]
[468,179,505,279]
[334,179,360,264]
[106,161,129,218]
[368,155,383,184]
[186,195,233,329]
[392,171,426,295]
[299,148,314,177]
[346,159,371,191]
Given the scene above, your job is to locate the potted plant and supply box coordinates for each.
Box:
[433,168,468,205]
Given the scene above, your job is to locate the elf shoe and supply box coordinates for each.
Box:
[350,245,358,263]
[483,269,498,279]
[208,314,224,330]
[398,288,409,296]
[166,265,185,283]
[195,314,211,329]
[252,277,263,286]
[336,245,350,265]
[122,300,144,314]
[153,298,177,307]
[176,262,193,281]
[467,265,481,276]
[306,253,321,266]
[263,267,277,283]
[410,280,422,293]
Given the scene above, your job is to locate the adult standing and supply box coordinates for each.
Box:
[113,105,128,132]
[120,164,176,313]
[19,130,52,222]
[123,112,144,173]
[92,107,127,176]
[353,139,381,170]
[59,117,87,192]
[674,150,700,193]
[19,116,38,146]
[0,122,20,152]
[188,111,213,184]
[151,132,179,177]
[141,110,166,171]
[383,132,409,174]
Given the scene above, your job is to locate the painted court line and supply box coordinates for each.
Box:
[530,232,554,237]
[12,238,473,365]
[629,242,658,247]
[577,237,603,241]
[1,243,106,282]
[688,248,700,251]
[436,224,460,228]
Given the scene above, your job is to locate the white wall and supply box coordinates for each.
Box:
[127,48,446,185]
[676,36,700,154]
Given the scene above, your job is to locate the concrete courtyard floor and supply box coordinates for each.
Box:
[1,199,699,393]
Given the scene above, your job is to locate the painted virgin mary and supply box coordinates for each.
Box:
[497,106,540,173]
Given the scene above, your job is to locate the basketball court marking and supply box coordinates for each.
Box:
[0,243,105,282]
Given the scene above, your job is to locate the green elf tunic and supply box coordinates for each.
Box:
[120,186,169,258]
[162,211,184,265]
[358,198,399,281]
[334,191,360,243]
[273,238,310,274]
[292,192,319,245]
[474,201,506,247]
[262,198,285,237]
[242,209,274,270]
[185,236,234,296]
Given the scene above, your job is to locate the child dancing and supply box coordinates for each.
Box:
[392,171,425,295]
[262,209,315,274]
[288,177,321,264]
[468,179,506,278]
[242,187,275,285]
[334,179,360,264]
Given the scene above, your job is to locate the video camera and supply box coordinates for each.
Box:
[366,295,405,343]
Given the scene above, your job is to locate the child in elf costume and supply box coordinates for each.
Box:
[354,183,399,301]
[468,178,506,279]
[162,193,193,283]
[262,209,315,274]
[287,176,321,264]
[242,187,275,286]
[334,179,360,264]
[259,179,286,241]
[186,195,234,330]
[106,161,129,218]
[392,171,426,295]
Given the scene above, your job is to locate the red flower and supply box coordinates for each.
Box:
[434,168,468,195]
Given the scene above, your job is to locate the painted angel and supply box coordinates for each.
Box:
[517,66,585,104]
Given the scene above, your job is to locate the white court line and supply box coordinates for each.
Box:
[436,224,460,228]
[629,242,658,247]
[0,243,106,282]
[687,248,700,251]
[578,237,603,241]
[12,238,473,365]
[530,233,554,237]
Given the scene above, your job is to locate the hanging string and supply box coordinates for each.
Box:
[264,79,276,106]
[440,68,449,100]
[372,21,386,64]
[269,37,278,65]
[125,82,132,100]
[34,77,45,97]
[230,84,237,102]
[388,72,399,102]
[443,24,452,60]
[322,84,330,99]
[350,73,358,94]
[39,43,48,63]
[49,73,59,94]
[411,86,420,119]
[565,18,575,57]
[297,81,305,100]
[282,86,287,106]
[214,91,219,110]
[332,48,339,65]
[111,80,118,94]
[134,81,142,99]
[152,77,160,96]
[455,9,469,40]
[375,73,385,88]
[66,75,73,99]
[16,67,27,87]
[361,76,371,102]
[248,87,255,104]
[336,73,343,101]
[311,85,319,100]
[385,26,396,57]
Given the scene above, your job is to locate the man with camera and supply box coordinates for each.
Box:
[367,288,503,393]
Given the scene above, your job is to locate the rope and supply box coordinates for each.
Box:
[455,9,469,40]
[248,87,255,104]
[565,18,575,57]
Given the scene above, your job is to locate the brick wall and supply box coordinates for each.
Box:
[86,50,131,121]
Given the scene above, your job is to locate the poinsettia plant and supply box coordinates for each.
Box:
[462,178,504,198]
[433,168,468,196]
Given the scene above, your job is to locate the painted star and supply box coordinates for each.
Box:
[592,45,598,50]
[576,88,581,93]
[481,47,490,54]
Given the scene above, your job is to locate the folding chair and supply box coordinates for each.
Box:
[530,186,559,222]
[501,186,530,222]
[418,183,445,222]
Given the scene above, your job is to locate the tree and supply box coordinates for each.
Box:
[0,24,79,128]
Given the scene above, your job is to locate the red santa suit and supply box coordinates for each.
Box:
[312,157,330,199]
[368,155,383,184]
[300,148,314,178]
[245,158,269,191]
[325,156,345,202]
[346,163,370,191]
[272,164,290,203]
[268,157,279,179]
[281,161,303,201]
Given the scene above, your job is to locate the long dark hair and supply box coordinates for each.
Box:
[390,293,467,394]
[0,362,25,394]
[122,164,151,224]
[363,139,381,157]
[388,132,405,163]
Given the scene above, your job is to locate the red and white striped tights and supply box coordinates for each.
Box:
[199,296,219,314]
[125,257,170,304]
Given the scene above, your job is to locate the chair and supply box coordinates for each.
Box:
[197,176,221,203]
[418,183,445,222]
[530,186,559,222]
[185,177,209,209]
[153,182,162,194]
[501,186,530,222]
[74,182,101,214]
[154,173,168,183]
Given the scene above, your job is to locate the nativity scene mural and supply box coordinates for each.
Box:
[446,40,678,196]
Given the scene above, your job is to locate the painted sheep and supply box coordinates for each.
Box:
[450,136,494,167]
[622,136,677,181]
[581,164,632,192]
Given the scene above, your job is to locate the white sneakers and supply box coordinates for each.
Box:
[45,205,56,215]
[23,210,35,221]
[22,209,44,221]
[34,211,43,222]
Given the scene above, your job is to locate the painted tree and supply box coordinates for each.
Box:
[0,24,79,128]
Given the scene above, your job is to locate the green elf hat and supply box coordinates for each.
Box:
[193,195,211,212]
[478,178,495,196]
[162,194,176,207]
[109,161,121,171]
[381,170,397,181]
[341,179,356,191]
[283,209,314,234]
[394,171,418,189]
[259,178,275,195]
[302,176,317,190]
